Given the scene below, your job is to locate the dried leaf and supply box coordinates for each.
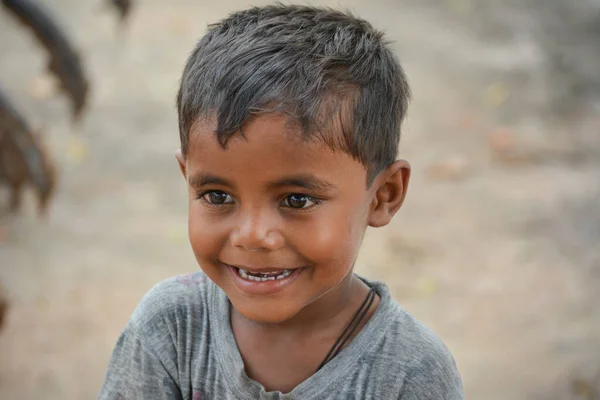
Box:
[483,83,509,108]
[28,75,56,100]
[426,155,471,181]
[571,378,596,399]
[488,128,537,165]
[488,128,516,153]
[417,277,438,296]
[456,110,478,132]
[67,137,88,164]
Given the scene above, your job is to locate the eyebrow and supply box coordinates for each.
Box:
[188,172,336,192]
[188,173,233,189]
[267,175,336,192]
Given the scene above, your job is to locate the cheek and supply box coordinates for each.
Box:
[188,204,227,262]
[294,205,365,269]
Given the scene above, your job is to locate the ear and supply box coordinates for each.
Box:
[175,149,187,179]
[368,160,411,228]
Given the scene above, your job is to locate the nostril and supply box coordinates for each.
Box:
[230,229,284,252]
[229,209,285,251]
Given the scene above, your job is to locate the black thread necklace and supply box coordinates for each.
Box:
[315,284,376,372]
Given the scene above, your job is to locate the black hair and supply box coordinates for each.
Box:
[176,4,411,184]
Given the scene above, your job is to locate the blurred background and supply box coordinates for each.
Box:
[0,0,599,398]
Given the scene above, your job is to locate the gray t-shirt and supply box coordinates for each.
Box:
[98,272,464,399]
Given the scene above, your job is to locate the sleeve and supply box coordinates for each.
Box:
[398,349,465,400]
[97,321,183,400]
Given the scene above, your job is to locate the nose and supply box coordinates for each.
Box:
[229,207,284,252]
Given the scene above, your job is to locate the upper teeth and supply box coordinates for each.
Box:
[238,268,293,282]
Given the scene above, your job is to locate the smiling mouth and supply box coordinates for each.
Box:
[223,263,300,282]
[237,267,293,281]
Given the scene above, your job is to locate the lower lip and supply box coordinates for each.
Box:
[224,264,305,296]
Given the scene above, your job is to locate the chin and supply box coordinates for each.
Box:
[230,298,302,324]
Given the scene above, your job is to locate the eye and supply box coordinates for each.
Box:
[200,191,234,205]
[282,194,319,210]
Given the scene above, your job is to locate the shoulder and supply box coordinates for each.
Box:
[368,281,457,369]
[99,273,212,398]
[388,304,455,362]
[129,271,212,334]
[384,301,464,398]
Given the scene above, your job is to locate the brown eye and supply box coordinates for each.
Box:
[283,194,318,209]
[203,191,233,205]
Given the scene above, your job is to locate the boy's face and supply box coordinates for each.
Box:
[177,114,409,324]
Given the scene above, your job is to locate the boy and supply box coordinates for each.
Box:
[99,4,464,399]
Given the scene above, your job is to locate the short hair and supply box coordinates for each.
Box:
[176,4,411,184]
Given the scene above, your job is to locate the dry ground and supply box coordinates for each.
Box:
[1,1,599,399]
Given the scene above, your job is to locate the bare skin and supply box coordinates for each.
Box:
[176,113,410,393]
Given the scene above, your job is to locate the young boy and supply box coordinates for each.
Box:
[99,4,464,399]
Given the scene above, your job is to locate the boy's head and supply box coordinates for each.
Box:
[177,4,410,185]
[176,4,411,323]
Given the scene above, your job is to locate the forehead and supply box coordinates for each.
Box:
[186,114,367,186]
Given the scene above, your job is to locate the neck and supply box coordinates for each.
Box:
[229,272,380,393]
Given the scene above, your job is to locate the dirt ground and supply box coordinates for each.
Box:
[1,1,599,399]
